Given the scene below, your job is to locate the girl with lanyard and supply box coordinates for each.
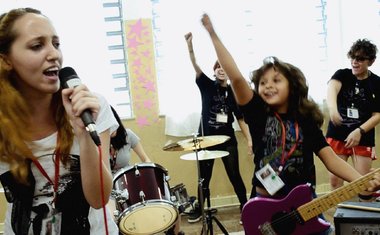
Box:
[184,32,252,223]
[201,13,380,234]
[326,39,380,191]
[0,8,118,235]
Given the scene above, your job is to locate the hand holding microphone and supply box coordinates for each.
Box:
[59,67,101,146]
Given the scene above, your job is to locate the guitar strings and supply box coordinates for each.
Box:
[267,209,301,230]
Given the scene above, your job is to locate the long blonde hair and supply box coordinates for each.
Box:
[0,8,74,184]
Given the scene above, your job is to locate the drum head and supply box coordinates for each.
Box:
[118,200,178,235]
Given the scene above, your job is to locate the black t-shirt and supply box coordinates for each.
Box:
[326,68,380,146]
[240,95,328,196]
[196,72,243,146]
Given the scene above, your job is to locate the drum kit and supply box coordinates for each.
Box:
[111,134,230,235]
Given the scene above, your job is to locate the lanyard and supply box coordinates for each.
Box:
[32,148,60,206]
[216,86,228,112]
[274,112,299,165]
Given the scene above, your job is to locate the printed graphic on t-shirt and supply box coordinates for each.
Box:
[13,153,90,235]
[260,116,303,175]
[339,81,369,128]
[208,92,230,129]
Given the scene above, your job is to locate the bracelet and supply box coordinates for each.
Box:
[358,126,365,135]
[358,193,373,200]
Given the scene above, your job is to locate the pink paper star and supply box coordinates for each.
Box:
[143,99,154,109]
[127,37,141,50]
[128,19,147,39]
[136,116,149,127]
[132,58,142,68]
[143,80,156,92]
[137,75,146,83]
[141,50,151,58]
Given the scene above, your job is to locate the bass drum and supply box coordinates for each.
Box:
[112,163,178,235]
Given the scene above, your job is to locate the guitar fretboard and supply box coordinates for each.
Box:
[298,168,380,221]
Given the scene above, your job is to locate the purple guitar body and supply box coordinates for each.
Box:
[241,184,330,235]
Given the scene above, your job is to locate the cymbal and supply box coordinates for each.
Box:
[180,150,229,161]
[162,135,230,151]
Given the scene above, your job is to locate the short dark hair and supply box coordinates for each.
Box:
[347,38,377,61]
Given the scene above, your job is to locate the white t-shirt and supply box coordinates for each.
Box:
[0,93,119,235]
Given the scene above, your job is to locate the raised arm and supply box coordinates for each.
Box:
[184,32,202,78]
[201,13,253,105]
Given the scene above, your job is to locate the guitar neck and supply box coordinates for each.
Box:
[298,168,380,221]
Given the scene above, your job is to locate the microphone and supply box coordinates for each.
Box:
[59,67,101,146]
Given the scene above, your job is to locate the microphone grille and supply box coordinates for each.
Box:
[59,67,77,81]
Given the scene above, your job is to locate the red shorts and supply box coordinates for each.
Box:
[326,138,376,160]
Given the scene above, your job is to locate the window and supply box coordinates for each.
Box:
[102,0,133,119]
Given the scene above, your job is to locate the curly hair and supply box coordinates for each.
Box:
[347,38,377,61]
[250,57,324,127]
[0,8,74,184]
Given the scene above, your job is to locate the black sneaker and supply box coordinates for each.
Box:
[187,209,202,223]
[186,201,202,223]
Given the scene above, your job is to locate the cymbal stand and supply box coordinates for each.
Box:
[192,133,207,235]
[203,193,228,235]
[192,133,228,235]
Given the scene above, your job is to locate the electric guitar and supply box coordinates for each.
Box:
[241,168,380,235]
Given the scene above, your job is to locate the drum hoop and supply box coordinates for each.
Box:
[118,200,178,235]
[113,162,168,182]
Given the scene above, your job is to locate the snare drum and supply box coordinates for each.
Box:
[112,163,178,235]
[170,183,190,213]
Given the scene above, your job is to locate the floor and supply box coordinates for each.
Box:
[178,205,337,235]
[179,205,244,235]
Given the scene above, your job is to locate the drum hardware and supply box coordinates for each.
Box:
[134,165,140,176]
[139,191,146,204]
[164,132,230,234]
[112,189,129,206]
[113,209,120,219]
[165,175,171,181]
[189,133,229,235]
[170,183,191,214]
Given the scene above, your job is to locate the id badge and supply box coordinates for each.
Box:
[41,211,62,235]
[255,164,285,195]
[216,113,228,123]
[347,107,359,119]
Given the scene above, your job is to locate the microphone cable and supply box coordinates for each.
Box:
[97,144,110,235]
